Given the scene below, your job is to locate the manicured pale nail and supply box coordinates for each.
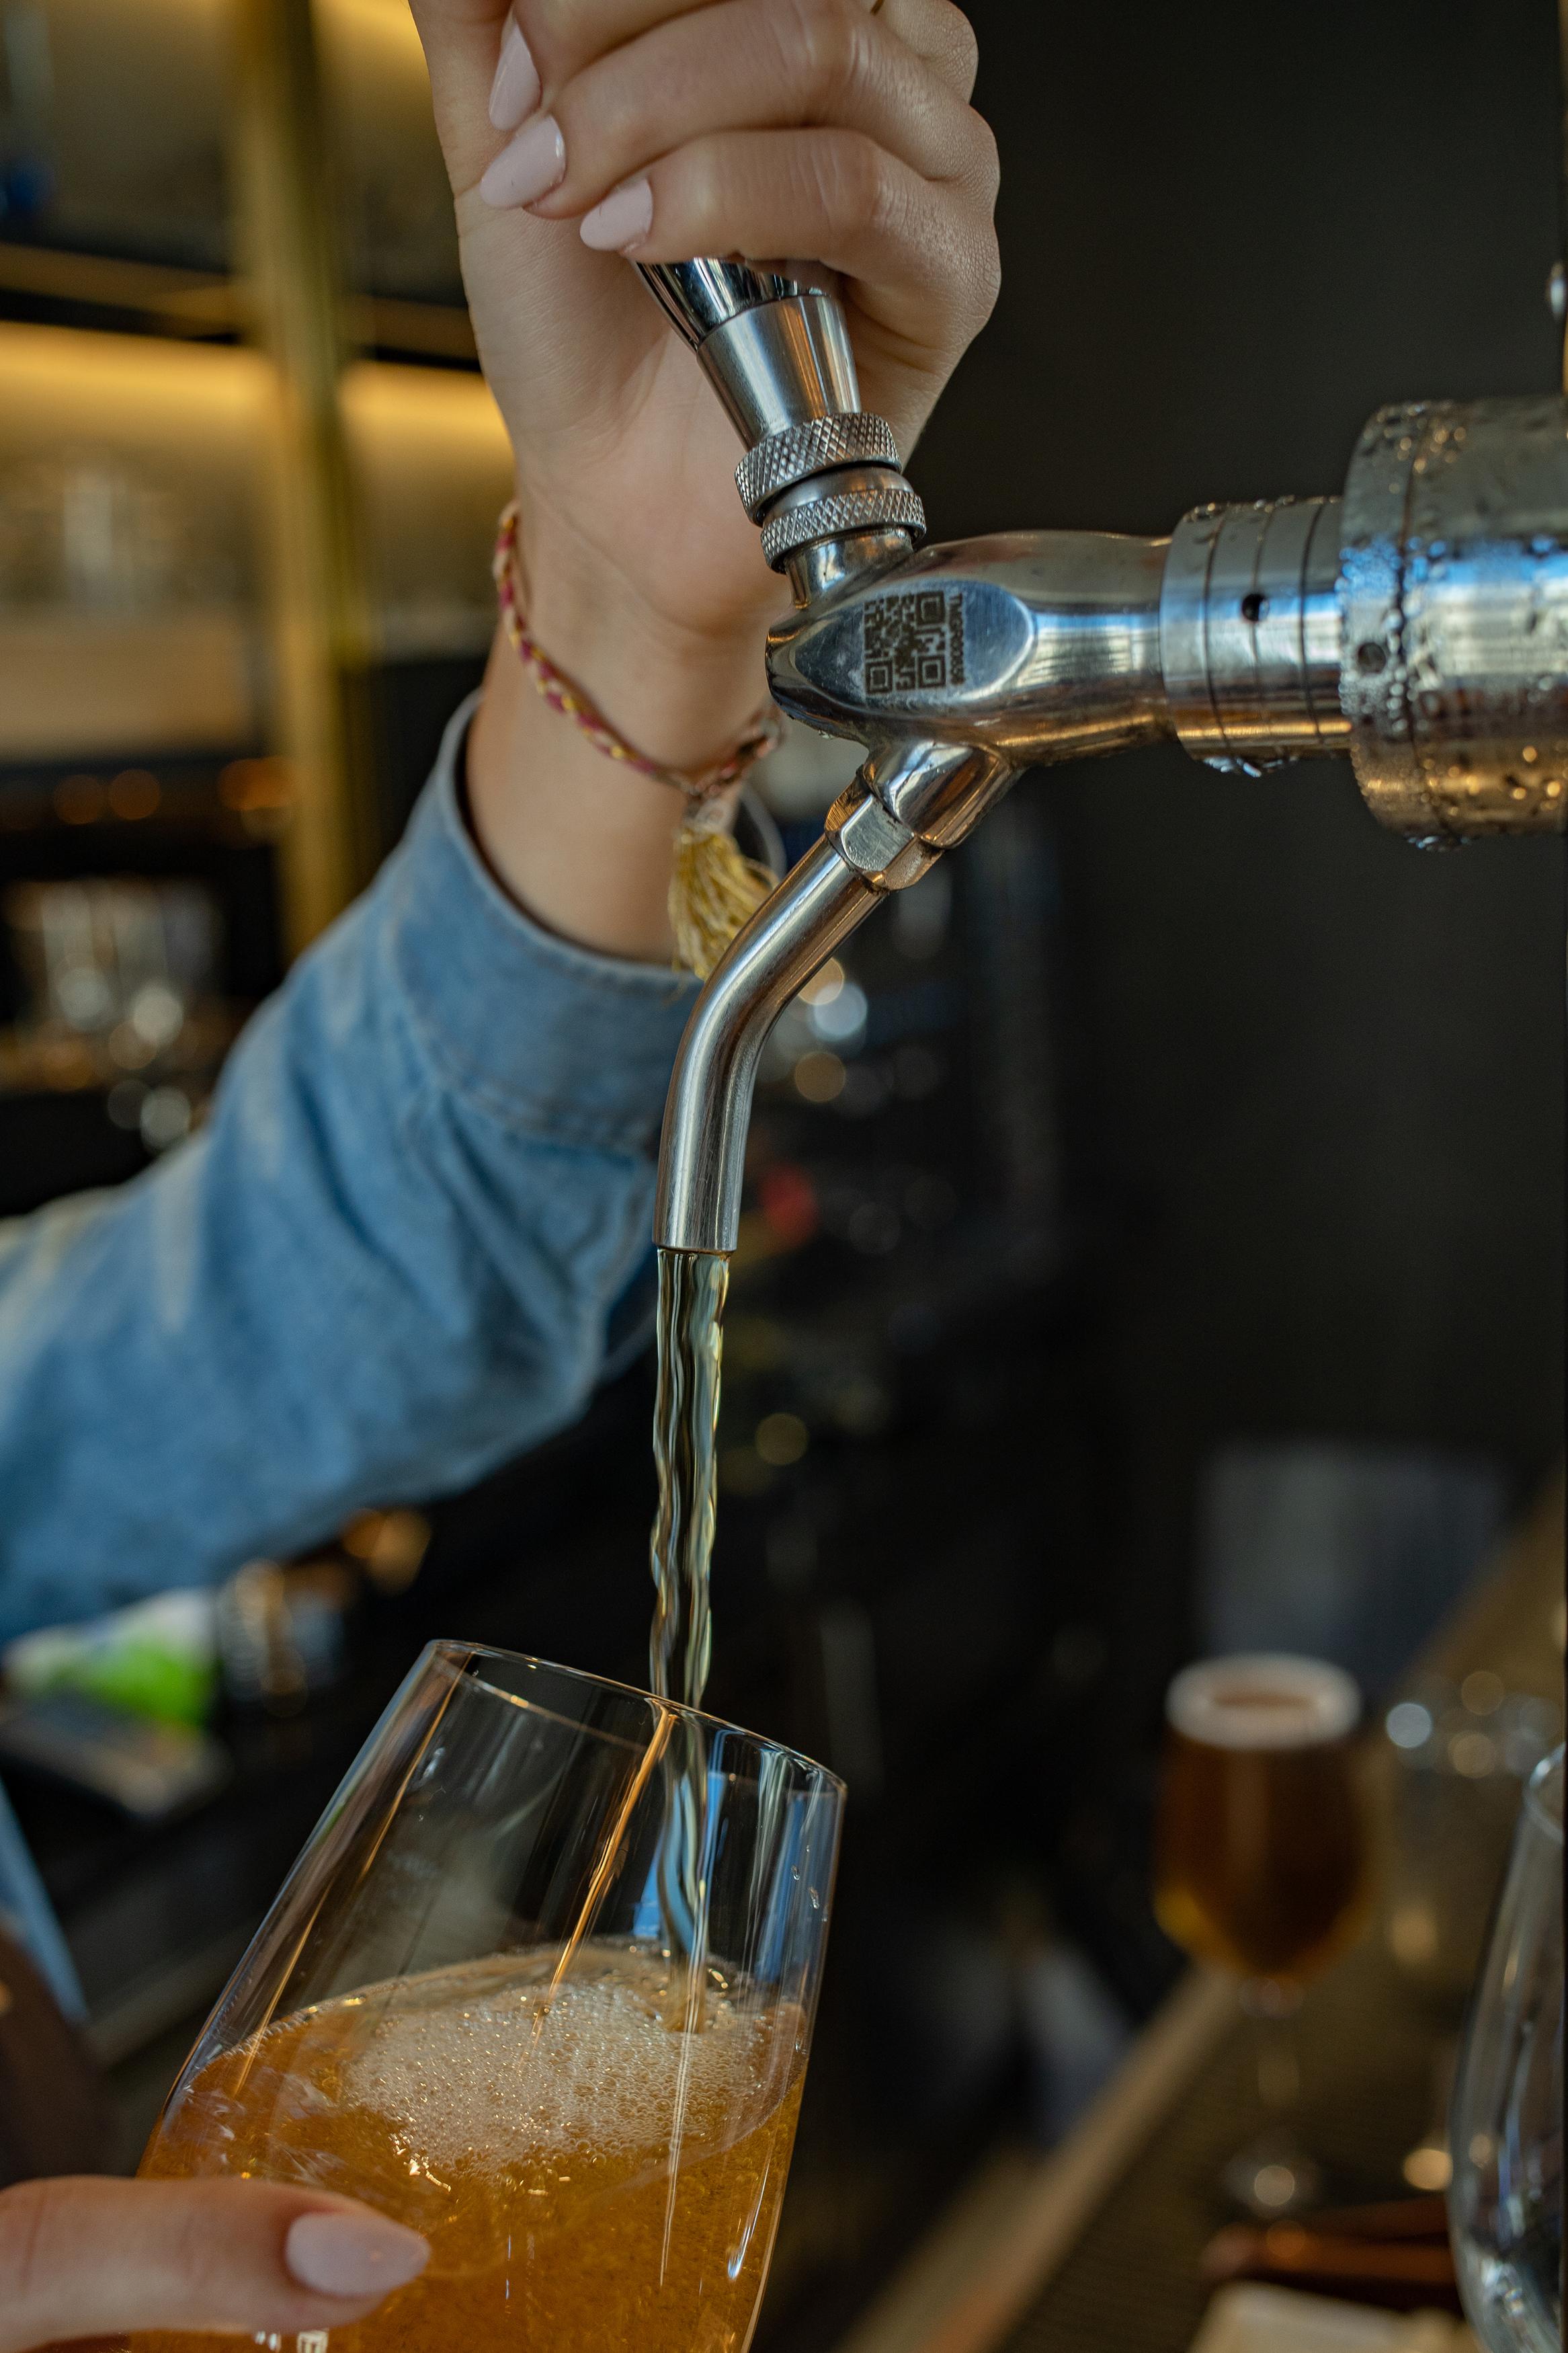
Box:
[579,176,653,253]
[285,2212,430,2299]
[487,17,540,132]
[479,112,565,209]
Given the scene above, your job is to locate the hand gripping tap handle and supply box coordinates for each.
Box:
[636,262,926,579]
[632,260,937,1255]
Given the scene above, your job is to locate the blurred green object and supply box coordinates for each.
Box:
[3,1590,218,1727]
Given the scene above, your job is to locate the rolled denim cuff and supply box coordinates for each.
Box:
[386,693,698,1157]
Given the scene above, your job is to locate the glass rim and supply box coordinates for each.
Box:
[1164,1651,1362,1749]
[428,1640,847,1794]
[1523,1742,1564,1844]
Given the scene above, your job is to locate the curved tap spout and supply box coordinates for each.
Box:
[655,837,882,1254]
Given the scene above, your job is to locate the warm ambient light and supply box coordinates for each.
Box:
[794,1051,845,1103]
[54,774,105,825]
[108,769,160,820]
[317,0,431,66]
[0,331,507,487]
[1402,2145,1452,2192]
[755,1413,809,1468]
[0,323,269,454]
[220,758,295,811]
[339,362,511,469]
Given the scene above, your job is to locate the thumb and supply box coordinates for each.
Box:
[0,2175,429,2353]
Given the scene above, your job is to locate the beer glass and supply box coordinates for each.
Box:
[130,1642,844,2353]
[1154,1653,1368,2215]
[1448,1745,1563,2353]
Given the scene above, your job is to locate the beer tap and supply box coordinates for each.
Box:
[639,261,1568,1259]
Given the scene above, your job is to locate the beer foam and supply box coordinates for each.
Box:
[339,1948,786,2175]
[1165,1654,1360,1750]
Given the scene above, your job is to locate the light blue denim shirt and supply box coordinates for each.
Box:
[0,694,699,2013]
[0,692,696,1640]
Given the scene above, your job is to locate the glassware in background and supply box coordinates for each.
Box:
[1155,1654,1369,2219]
[0,446,233,612]
[1,873,228,1142]
[1448,1746,1563,2353]
[215,1560,354,1716]
[1380,1675,1561,2196]
[1383,1676,1562,2006]
[130,1642,843,2353]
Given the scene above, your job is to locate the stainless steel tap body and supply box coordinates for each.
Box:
[655,513,1345,1251]
[653,371,1568,1254]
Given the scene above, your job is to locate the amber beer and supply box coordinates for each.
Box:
[1154,1654,1367,1985]
[132,1942,803,2353]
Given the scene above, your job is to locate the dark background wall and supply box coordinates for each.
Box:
[911,0,1565,1698]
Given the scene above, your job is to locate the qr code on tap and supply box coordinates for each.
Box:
[862,589,966,699]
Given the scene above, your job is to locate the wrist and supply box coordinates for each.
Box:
[468,626,745,966]
[513,506,783,773]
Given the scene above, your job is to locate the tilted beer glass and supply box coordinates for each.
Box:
[130,1643,843,2353]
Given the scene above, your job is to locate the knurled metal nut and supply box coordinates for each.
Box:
[761,485,927,571]
[736,413,902,520]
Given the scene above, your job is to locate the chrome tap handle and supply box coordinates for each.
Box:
[634,260,925,582]
[637,260,858,440]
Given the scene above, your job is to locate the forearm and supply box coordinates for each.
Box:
[0,702,695,1640]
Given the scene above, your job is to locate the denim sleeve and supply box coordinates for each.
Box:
[0,694,697,1644]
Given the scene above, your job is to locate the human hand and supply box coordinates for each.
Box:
[409,0,1000,766]
[0,2174,429,2353]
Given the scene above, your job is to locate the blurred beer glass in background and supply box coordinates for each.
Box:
[1154,1654,1368,2217]
[130,1642,843,2353]
[1448,1746,1563,2353]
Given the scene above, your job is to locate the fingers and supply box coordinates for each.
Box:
[518,0,981,102]
[415,0,985,202]
[576,127,1000,353]
[0,2176,429,2353]
[492,0,987,224]
[882,0,981,102]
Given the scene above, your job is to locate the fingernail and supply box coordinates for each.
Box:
[285,2212,430,2299]
[579,175,653,253]
[479,112,565,209]
[487,15,540,132]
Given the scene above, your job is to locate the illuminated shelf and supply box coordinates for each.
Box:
[1,0,464,323]
[343,361,513,658]
[0,0,491,939]
[0,613,259,762]
[0,325,511,765]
